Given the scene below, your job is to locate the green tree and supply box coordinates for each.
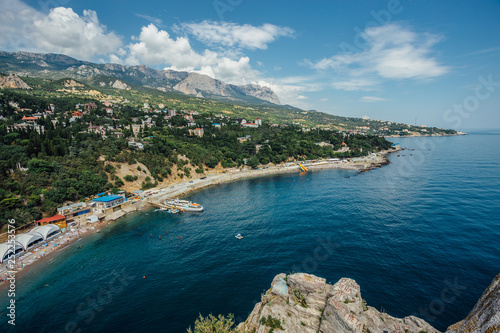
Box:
[187,314,237,333]
[124,175,135,182]
[247,156,260,169]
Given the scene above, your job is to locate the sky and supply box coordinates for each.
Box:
[0,0,499,130]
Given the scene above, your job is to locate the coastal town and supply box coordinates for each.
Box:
[0,70,437,284]
[0,143,398,284]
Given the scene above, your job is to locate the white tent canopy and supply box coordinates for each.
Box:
[31,224,61,241]
[0,243,14,263]
[14,233,44,251]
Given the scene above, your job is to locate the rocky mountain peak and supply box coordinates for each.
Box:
[0,50,281,105]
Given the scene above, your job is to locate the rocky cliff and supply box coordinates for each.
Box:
[0,74,31,89]
[445,273,500,333]
[238,273,439,333]
[233,83,281,105]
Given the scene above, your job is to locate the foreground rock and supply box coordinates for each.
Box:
[445,273,500,333]
[237,273,439,333]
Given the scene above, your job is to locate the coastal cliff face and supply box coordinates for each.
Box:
[237,273,439,333]
[445,273,500,333]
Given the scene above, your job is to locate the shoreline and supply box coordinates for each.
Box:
[385,132,467,138]
[0,148,399,288]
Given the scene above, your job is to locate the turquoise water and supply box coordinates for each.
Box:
[1,132,499,332]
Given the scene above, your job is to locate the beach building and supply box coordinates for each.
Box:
[132,190,144,199]
[35,214,67,228]
[58,202,91,222]
[31,225,61,241]
[14,232,44,251]
[0,244,15,263]
[91,195,126,214]
[87,215,99,223]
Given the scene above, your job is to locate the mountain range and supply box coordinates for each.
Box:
[0,51,280,105]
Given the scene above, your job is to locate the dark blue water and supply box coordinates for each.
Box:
[1,132,499,332]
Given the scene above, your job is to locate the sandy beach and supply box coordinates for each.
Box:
[0,148,397,288]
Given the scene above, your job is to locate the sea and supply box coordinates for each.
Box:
[1,131,499,332]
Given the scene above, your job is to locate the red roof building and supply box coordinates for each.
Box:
[22,116,39,122]
[35,214,67,228]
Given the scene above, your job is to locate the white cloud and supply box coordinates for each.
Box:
[257,76,322,108]
[0,0,39,51]
[33,8,122,60]
[332,79,378,91]
[125,24,217,68]
[179,21,294,50]
[320,98,329,102]
[360,96,389,102]
[309,23,449,90]
[0,1,121,61]
[135,13,163,27]
[119,24,261,85]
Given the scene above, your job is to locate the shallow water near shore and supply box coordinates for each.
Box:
[1,132,499,332]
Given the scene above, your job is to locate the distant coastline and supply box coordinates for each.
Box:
[386,132,467,138]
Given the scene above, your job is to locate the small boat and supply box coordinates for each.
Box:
[235,234,243,240]
[164,199,203,212]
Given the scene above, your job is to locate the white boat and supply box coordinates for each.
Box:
[235,234,243,239]
[164,199,204,212]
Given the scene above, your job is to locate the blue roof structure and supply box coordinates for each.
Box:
[92,195,123,202]
[391,143,400,146]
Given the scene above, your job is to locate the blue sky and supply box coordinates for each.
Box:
[1,0,499,129]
